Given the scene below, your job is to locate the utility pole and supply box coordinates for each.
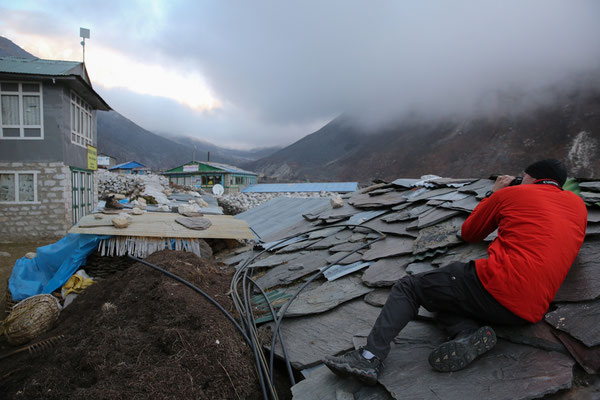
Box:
[80,28,90,63]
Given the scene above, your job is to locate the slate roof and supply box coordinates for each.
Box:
[225,176,600,399]
[242,182,358,193]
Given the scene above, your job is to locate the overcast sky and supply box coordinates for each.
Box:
[1,1,599,149]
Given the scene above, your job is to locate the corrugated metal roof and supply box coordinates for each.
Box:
[201,161,257,175]
[164,161,257,175]
[242,182,358,193]
[0,56,80,76]
[235,197,330,240]
[109,161,147,170]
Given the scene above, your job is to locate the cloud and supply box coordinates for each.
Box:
[2,1,600,147]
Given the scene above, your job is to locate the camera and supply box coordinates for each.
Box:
[509,176,523,186]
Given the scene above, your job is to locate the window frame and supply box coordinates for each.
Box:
[0,170,39,204]
[0,81,44,140]
[70,91,94,148]
[71,168,94,224]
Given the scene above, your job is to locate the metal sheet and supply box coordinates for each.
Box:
[235,196,329,241]
[242,182,358,193]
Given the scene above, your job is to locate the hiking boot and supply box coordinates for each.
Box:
[323,348,382,386]
[428,326,497,372]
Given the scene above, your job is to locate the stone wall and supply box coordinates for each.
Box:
[0,161,72,243]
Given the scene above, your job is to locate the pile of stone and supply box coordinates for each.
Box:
[96,170,171,205]
[218,191,338,215]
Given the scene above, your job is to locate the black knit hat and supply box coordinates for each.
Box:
[524,159,567,187]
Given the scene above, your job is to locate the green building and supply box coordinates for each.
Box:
[163,161,258,193]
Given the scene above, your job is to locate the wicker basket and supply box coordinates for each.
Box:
[1,294,61,345]
[5,278,17,316]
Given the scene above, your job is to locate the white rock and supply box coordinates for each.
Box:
[196,198,209,208]
[112,217,130,229]
[131,207,144,215]
[178,204,201,215]
[331,195,344,208]
[25,252,36,259]
[157,205,170,212]
[0,251,11,257]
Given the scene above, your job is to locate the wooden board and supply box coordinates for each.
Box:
[69,213,254,239]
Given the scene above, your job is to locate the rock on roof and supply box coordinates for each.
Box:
[229,176,600,399]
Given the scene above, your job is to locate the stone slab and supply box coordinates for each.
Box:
[379,335,575,400]
[457,179,495,196]
[309,229,354,250]
[554,238,600,302]
[412,216,465,254]
[586,223,600,236]
[364,288,391,307]
[406,187,455,203]
[580,191,600,203]
[255,250,331,290]
[362,256,411,287]
[494,321,566,353]
[263,299,381,369]
[441,195,480,213]
[416,208,463,229]
[430,242,489,267]
[284,275,373,317]
[386,204,432,222]
[348,191,407,208]
[545,300,600,347]
[587,208,600,223]
[361,217,418,238]
[362,236,414,261]
[428,191,470,202]
[291,364,393,400]
[578,181,600,192]
[330,242,368,253]
[276,238,321,253]
[405,262,436,275]
[326,251,364,265]
[553,330,600,375]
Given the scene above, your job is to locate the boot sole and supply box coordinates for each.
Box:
[323,358,378,386]
[428,326,497,372]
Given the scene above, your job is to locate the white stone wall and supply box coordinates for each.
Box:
[0,161,72,242]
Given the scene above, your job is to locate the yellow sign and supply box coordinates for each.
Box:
[87,145,98,171]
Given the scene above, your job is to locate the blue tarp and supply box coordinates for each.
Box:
[8,234,111,301]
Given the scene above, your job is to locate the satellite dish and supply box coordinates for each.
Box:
[212,184,224,196]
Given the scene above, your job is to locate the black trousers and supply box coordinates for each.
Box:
[365,261,529,360]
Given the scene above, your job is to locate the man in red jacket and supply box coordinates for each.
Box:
[324,159,587,385]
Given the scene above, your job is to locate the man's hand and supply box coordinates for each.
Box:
[491,175,515,193]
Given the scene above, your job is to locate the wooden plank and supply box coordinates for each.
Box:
[69,213,254,239]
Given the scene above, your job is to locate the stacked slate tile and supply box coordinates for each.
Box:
[228,176,600,399]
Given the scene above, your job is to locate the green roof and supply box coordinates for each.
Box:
[0,56,82,76]
[0,56,110,111]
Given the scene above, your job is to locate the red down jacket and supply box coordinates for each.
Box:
[461,181,587,322]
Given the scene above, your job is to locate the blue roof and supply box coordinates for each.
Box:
[242,182,358,193]
[109,161,147,170]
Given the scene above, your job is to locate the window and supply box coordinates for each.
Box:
[71,169,93,224]
[0,171,38,203]
[0,82,43,139]
[70,91,93,148]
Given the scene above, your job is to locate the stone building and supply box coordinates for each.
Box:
[0,56,110,242]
